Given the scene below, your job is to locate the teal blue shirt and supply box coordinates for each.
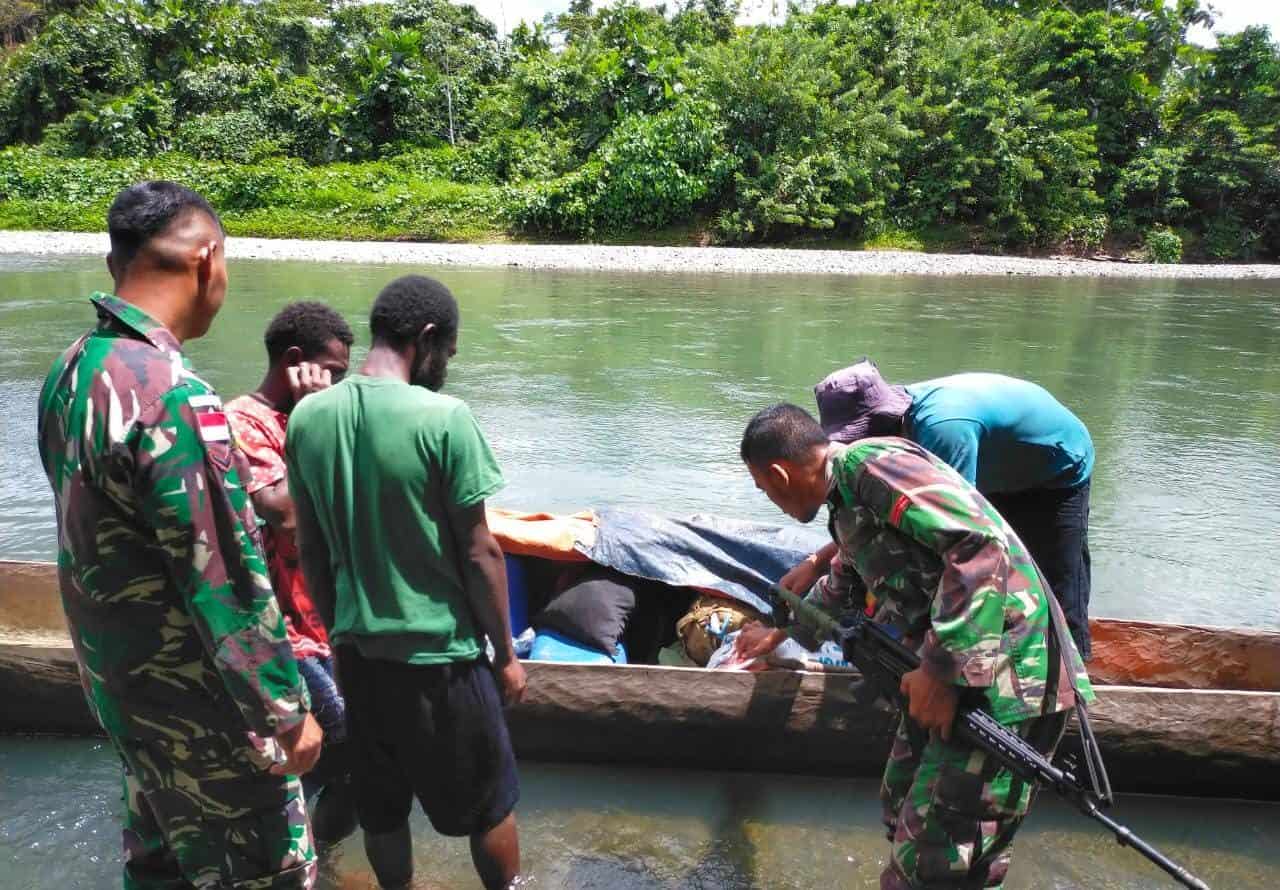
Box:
[904,373,1093,494]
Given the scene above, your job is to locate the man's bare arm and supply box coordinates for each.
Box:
[251,477,296,535]
[448,501,527,704]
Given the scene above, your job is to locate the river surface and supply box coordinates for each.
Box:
[2,254,1280,887]
[3,737,1278,890]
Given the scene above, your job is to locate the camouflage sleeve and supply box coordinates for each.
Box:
[845,441,1007,690]
[790,552,867,649]
[807,548,865,617]
[133,381,309,737]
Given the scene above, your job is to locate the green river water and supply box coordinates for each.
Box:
[2,254,1280,887]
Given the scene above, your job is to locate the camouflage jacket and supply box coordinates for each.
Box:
[37,293,308,748]
[805,437,1094,725]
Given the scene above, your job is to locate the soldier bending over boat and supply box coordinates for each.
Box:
[737,404,1094,889]
[783,359,1096,658]
[37,182,322,887]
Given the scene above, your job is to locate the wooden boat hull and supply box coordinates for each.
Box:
[3,638,1278,800]
[4,559,1279,799]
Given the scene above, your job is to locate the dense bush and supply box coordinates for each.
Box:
[0,148,505,240]
[173,110,281,163]
[508,98,734,235]
[1144,227,1184,264]
[0,8,144,144]
[42,84,175,159]
[172,62,258,115]
[0,0,1277,258]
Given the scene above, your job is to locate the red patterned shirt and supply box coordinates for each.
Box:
[226,395,331,659]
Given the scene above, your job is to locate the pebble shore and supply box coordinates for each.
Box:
[4,230,1280,278]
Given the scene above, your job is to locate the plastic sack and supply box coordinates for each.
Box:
[705,631,852,672]
[513,628,537,659]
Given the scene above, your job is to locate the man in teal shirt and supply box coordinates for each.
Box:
[785,359,1095,658]
[901,373,1093,494]
[286,275,526,890]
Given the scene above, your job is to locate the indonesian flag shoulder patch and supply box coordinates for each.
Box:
[189,394,231,443]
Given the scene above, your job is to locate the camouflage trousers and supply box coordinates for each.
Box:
[115,733,316,889]
[879,710,1069,889]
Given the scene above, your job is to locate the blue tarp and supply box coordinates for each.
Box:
[579,507,828,616]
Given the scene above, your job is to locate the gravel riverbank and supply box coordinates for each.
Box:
[4,230,1280,278]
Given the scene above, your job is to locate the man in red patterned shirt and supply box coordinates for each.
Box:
[226,301,355,842]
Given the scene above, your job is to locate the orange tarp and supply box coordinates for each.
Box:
[487,508,596,562]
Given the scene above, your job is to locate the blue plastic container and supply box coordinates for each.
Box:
[528,629,627,664]
[504,554,531,635]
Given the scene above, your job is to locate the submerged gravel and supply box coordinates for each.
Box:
[4,230,1280,278]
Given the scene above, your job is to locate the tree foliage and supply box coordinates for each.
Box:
[0,0,1277,259]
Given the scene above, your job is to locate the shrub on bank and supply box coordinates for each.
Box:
[173,111,283,164]
[1143,227,1183,264]
[0,148,507,242]
[507,99,736,237]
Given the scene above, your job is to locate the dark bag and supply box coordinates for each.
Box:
[532,568,637,653]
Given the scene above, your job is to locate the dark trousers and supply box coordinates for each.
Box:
[988,481,1092,659]
[297,655,349,797]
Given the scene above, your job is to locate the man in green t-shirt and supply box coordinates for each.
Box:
[286,275,526,890]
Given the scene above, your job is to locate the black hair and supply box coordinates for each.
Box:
[263,301,355,362]
[369,275,459,346]
[740,403,829,465]
[107,181,223,271]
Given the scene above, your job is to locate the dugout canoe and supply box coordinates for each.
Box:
[3,554,1279,801]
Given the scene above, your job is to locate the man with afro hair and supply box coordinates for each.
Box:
[226,301,356,842]
[286,275,526,890]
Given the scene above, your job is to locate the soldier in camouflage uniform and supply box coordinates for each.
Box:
[738,404,1093,889]
[37,182,322,889]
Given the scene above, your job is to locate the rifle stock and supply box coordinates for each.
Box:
[771,584,1210,890]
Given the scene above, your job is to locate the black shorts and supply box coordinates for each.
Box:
[335,645,520,837]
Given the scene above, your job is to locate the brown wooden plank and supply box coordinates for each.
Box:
[8,557,1280,690]
[1088,618,1280,691]
[6,558,1280,797]
[5,641,1279,798]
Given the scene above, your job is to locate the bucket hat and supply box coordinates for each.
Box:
[814,358,912,443]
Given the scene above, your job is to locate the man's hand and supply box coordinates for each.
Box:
[494,654,527,706]
[733,621,788,661]
[271,712,323,776]
[779,553,823,594]
[899,667,959,741]
[286,362,333,403]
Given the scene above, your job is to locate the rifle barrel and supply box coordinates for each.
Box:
[1081,799,1210,890]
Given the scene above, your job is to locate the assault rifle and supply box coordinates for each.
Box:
[770,584,1210,890]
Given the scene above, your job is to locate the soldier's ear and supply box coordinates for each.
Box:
[195,240,217,292]
[105,253,117,283]
[768,462,792,488]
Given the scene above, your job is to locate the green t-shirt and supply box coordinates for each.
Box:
[285,374,504,664]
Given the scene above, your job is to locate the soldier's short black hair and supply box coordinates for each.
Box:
[740,403,829,465]
[263,301,354,362]
[369,275,459,346]
[107,181,223,271]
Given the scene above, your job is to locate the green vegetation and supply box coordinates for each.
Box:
[1,0,1278,260]
[1143,227,1184,264]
